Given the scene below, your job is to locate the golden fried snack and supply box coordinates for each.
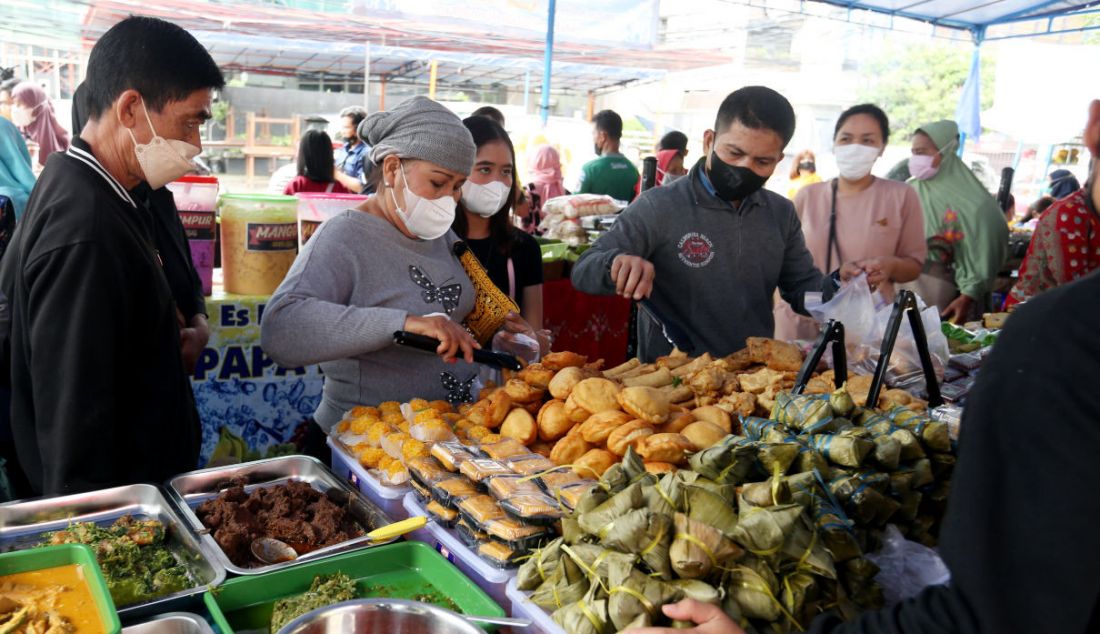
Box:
[847,374,874,407]
[572,378,623,415]
[747,337,804,372]
[584,359,607,372]
[548,366,591,400]
[663,385,695,405]
[616,364,658,380]
[643,461,678,475]
[658,411,695,435]
[578,410,634,444]
[517,363,556,390]
[636,433,695,465]
[466,401,491,428]
[500,408,538,445]
[486,390,513,428]
[690,406,732,433]
[681,421,727,451]
[721,374,741,395]
[529,441,554,458]
[573,448,617,479]
[563,394,594,424]
[655,349,692,370]
[738,367,787,395]
[671,353,713,378]
[622,366,674,388]
[479,433,505,445]
[606,420,655,456]
[722,348,754,372]
[602,358,641,379]
[688,366,725,395]
[716,392,756,419]
[549,432,592,465]
[504,378,546,404]
[803,375,835,395]
[542,350,588,371]
[537,399,574,442]
[618,386,671,424]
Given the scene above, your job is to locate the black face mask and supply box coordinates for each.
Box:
[593,143,602,156]
[799,161,815,171]
[707,151,768,202]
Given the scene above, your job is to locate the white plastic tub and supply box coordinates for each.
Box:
[505,577,566,634]
[402,492,515,612]
[328,437,410,521]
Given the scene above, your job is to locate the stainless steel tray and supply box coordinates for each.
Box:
[167,455,394,576]
[122,612,215,634]
[0,483,226,618]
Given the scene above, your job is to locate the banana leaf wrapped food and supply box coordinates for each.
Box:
[669,579,723,605]
[562,543,638,588]
[683,485,739,537]
[552,585,611,634]
[812,494,861,564]
[869,434,902,470]
[930,452,957,480]
[731,503,803,559]
[689,435,757,484]
[886,407,951,452]
[599,446,654,495]
[725,557,784,622]
[807,434,873,468]
[776,514,837,580]
[598,507,674,580]
[742,417,785,442]
[897,458,934,488]
[830,475,899,526]
[671,511,744,579]
[755,442,802,477]
[771,392,833,431]
[517,536,565,591]
[781,572,818,627]
[607,559,684,630]
[739,477,793,508]
[829,385,856,417]
[529,564,590,612]
[578,481,647,538]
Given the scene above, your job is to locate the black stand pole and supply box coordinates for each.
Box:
[793,319,848,394]
[866,290,944,408]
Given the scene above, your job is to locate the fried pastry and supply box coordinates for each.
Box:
[618,386,671,424]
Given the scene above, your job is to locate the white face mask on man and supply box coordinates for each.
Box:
[123,98,200,189]
[833,144,881,181]
[461,179,509,218]
[390,161,458,240]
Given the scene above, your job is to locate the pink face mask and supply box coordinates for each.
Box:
[909,154,939,181]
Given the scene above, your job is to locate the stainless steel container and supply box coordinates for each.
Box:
[277,599,484,634]
[0,483,225,619]
[121,612,216,634]
[167,455,393,575]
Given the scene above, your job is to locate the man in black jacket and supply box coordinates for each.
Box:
[0,16,224,495]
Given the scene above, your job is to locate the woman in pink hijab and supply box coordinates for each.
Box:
[523,144,567,233]
[11,81,70,167]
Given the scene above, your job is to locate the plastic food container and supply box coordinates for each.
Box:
[296,192,368,248]
[167,175,220,295]
[203,541,503,633]
[328,436,410,521]
[121,612,216,634]
[219,193,298,295]
[0,543,122,634]
[403,492,515,612]
[505,577,565,634]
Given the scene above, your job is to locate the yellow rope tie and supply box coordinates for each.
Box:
[675,532,718,568]
[737,579,804,632]
[639,523,667,558]
[652,482,677,510]
[579,602,603,632]
[610,585,657,617]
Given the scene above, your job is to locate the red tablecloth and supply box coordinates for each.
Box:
[543,278,631,366]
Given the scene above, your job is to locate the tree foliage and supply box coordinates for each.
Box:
[857,42,995,145]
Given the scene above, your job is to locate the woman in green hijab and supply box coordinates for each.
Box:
[907,120,1008,323]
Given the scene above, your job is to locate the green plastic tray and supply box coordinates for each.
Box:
[203,541,503,632]
[540,242,570,262]
[0,543,121,634]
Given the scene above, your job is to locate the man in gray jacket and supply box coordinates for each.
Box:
[572,86,858,361]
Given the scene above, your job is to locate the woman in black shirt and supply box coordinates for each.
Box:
[453,116,545,334]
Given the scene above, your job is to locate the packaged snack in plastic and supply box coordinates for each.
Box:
[381,431,411,460]
[507,454,557,477]
[407,456,453,488]
[426,499,459,527]
[409,476,431,503]
[482,517,554,553]
[456,518,489,547]
[948,352,982,372]
[431,441,477,472]
[374,455,410,486]
[487,475,542,500]
[410,416,458,443]
[556,481,600,511]
[460,458,514,485]
[458,493,507,525]
[478,540,520,569]
[537,468,586,494]
[499,493,564,525]
[480,438,532,462]
[432,476,480,509]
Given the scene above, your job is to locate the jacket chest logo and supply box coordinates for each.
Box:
[678,232,715,268]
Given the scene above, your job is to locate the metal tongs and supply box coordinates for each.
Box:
[637,299,696,355]
[393,331,523,371]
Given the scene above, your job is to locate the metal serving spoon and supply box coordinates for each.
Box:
[251,516,427,565]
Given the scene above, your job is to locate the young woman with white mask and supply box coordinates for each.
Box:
[453,115,546,341]
[263,98,541,452]
[774,104,927,342]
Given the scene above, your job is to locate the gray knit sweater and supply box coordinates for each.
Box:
[261,210,475,430]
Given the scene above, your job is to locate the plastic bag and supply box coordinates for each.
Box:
[807,275,949,388]
[866,525,950,605]
[478,331,541,393]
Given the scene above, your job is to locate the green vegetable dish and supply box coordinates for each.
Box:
[40,515,192,606]
[270,574,463,631]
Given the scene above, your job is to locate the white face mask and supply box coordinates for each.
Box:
[124,99,200,189]
[833,143,881,181]
[389,162,458,240]
[11,104,35,128]
[461,179,509,217]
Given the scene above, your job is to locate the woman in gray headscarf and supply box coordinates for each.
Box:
[263,97,537,439]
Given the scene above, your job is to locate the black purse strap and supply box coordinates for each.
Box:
[826,179,842,273]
